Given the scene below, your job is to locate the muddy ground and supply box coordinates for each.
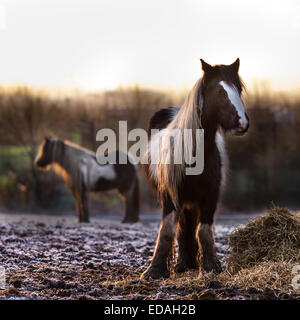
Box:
[0,212,298,300]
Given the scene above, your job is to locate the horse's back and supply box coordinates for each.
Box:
[91,150,137,193]
[148,106,179,133]
[144,106,180,189]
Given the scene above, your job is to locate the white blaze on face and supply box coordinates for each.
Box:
[219,81,248,129]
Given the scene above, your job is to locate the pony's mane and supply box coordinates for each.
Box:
[46,138,69,182]
[44,138,95,186]
[151,78,203,208]
[61,139,95,156]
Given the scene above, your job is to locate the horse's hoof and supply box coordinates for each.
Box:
[201,259,222,274]
[141,266,170,280]
[175,260,198,273]
[174,262,189,273]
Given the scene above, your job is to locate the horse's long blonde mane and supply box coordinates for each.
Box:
[150,78,203,208]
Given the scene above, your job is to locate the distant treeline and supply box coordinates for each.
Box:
[0,84,300,213]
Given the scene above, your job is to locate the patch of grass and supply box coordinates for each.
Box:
[0,145,31,155]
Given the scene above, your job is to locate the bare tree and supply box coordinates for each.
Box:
[0,86,59,205]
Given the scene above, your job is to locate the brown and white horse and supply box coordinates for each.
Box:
[142,58,249,279]
[35,137,140,223]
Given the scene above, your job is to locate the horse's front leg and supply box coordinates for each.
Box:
[175,207,200,273]
[74,191,89,223]
[198,200,222,274]
[74,170,90,223]
[73,180,90,223]
[142,207,178,280]
[80,190,90,223]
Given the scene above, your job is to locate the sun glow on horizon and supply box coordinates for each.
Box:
[0,0,300,91]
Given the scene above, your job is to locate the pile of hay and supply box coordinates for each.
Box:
[221,206,300,294]
[227,206,300,273]
[217,261,297,294]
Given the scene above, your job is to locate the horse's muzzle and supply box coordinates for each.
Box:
[235,116,249,135]
[234,123,249,136]
[35,159,46,168]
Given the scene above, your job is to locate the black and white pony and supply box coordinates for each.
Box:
[35,137,140,223]
[142,58,249,279]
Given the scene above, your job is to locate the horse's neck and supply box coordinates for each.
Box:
[52,142,67,170]
[52,144,73,184]
[203,119,218,154]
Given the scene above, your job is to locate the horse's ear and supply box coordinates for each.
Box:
[230,58,240,72]
[200,59,213,73]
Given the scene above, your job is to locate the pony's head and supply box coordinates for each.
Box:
[201,58,249,136]
[35,136,55,169]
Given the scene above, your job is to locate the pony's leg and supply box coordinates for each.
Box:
[74,190,89,223]
[175,207,200,273]
[75,193,84,223]
[142,198,178,279]
[80,190,90,223]
[72,170,89,223]
[120,177,140,223]
[198,202,222,274]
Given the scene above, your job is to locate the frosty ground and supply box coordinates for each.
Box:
[0,212,298,300]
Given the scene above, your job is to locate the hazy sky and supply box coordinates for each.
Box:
[0,0,300,90]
